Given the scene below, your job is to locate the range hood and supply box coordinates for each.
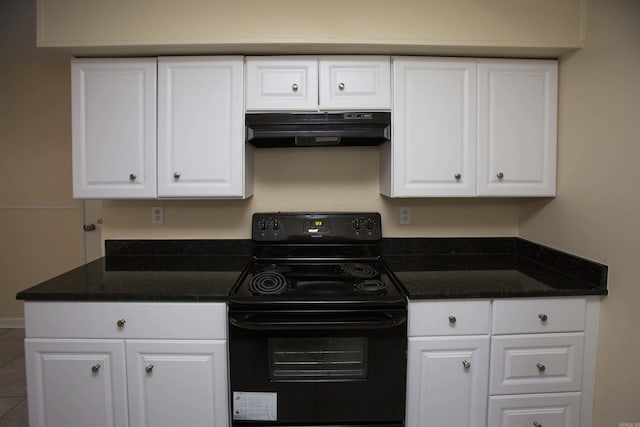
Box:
[245,112,391,147]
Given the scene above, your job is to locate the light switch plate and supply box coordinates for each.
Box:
[400,207,411,225]
[151,207,164,224]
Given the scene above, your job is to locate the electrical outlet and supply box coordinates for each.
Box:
[151,207,164,224]
[400,207,411,225]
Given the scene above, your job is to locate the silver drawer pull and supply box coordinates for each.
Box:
[292,83,299,92]
[448,315,457,324]
[145,364,154,373]
[538,313,548,322]
[338,82,345,90]
[462,360,470,369]
[536,362,546,372]
[533,422,542,427]
[91,363,101,373]
[129,173,137,181]
[116,319,126,328]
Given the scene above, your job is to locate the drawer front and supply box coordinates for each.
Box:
[25,302,227,339]
[492,297,586,334]
[319,56,391,110]
[245,57,318,110]
[488,393,581,427]
[490,333,584,395]
[409,300,491,336]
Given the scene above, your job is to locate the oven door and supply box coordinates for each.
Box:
[228,308,407,427]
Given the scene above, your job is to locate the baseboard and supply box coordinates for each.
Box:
[0,317,25,328]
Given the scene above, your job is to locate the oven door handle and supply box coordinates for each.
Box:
[228,310,407,330]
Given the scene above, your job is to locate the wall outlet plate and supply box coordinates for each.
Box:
[400,207,411,225]
[151,207,164,224]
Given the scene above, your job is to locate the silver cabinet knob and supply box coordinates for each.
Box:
[91,363,101,373]
[454,173,461,180]
[538,313,548,322]
[448,315,457,324]
[129,174,137,181]
[462,360,471,369]
[292,83,299,92]
[173,172,181,179]
[536,362,546,372]
[145,364,154,373]
[533,422,542,427]
[116,319,126,328]
[496,172,504,179]
[338,82,345,90]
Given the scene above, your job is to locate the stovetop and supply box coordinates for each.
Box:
[228,213,407,308]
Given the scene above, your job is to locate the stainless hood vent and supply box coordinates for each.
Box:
[246,112,391,147]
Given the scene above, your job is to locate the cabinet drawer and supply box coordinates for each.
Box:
[488,392,581,427]
[492,297,586,334]
[318,56,391,110]
[245,56,318,111]
[25,302,227,339]
[409,300,491,336]
[490,333,584,395]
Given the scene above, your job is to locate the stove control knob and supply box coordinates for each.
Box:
[365,218,374,231]
[259,220,267,231]
[352,219,360,230]
[272,219,280,231]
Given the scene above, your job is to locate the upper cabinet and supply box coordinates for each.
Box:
[72,57,252,199]
[381,57,557,198]
[477,60,558,196]
[72,58,157,199]
[380,58,477,197]
[245,56,391,111]
[157,57,250,198]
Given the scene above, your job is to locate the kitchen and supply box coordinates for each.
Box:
[1,0,638,425]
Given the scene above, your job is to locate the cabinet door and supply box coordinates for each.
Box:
[245,56,318,111]
[158,57,249,198]
[318,56,391,110]
[71,58,157,198]
[384,58,477,197]
[406,336,489,427]
[126,340,229,427]
[25,339,128,427]
[477,60,558,196]
[488,393,581,427]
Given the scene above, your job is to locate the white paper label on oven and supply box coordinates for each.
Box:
[232,392,277,421]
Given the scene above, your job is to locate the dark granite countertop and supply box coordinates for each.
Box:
[383,238,608,299]
[16,240,252,302]
[16,238,608,302]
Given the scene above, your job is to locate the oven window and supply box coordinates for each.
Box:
[268,337,367,381]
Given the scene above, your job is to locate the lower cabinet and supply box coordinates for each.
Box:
[406,297,600,427]
[406,336,489,427]
[24,302,229,427]
[126,340,228,427]
[25,339,128,427]
[488,393,581,427]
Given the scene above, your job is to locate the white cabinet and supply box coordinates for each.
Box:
[72,56,252,199]
[24,302,229,427]
[127,340,228,427]
[489,298,589,427]
[245,56,391,111]
[381,57,557,198]
[406,300,490,427]
[71,58,157,199]
[381,58,477,197]
[158,56,251,198]
[407,336,489,427]
[25,339,129,427]
[478,60,558,196]
[488,393,581,427]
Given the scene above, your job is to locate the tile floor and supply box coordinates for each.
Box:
[0,328,28,426]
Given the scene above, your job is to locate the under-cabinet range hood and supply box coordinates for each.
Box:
[245,112,391,147]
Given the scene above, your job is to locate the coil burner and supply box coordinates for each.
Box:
[249,271,288,295]
[341,263,378,279]
[354,280,388,294]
